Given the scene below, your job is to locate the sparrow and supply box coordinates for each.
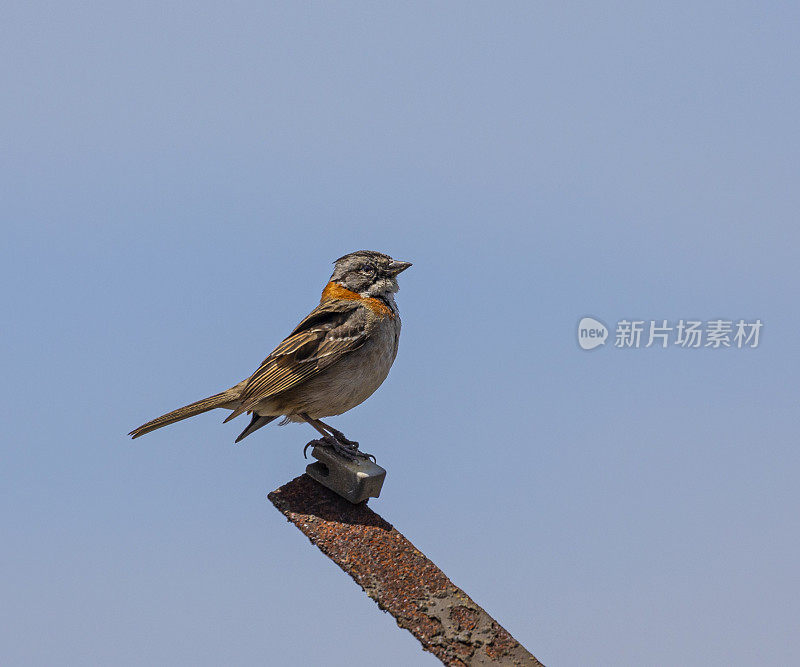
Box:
[129,250,411,460]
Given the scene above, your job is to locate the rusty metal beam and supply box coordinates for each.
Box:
[269,474,543,666]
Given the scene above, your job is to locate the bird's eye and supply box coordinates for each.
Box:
[359,263,375,274]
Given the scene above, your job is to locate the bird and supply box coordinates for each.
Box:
[129,250,411,461]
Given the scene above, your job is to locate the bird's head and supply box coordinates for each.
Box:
[329,251,412,298]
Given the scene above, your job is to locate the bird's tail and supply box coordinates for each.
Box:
[129,387,240,439]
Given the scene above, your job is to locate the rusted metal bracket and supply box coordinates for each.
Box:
[269,474,543,666]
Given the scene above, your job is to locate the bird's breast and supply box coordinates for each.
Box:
[292,314,401,418]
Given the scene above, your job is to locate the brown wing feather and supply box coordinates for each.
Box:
[224,301,368,422]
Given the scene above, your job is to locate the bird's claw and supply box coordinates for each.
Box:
[303,435,376,464]
[327,432,376,462]
[303,439,319,459]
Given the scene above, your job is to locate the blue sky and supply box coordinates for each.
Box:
[2,3,798,665]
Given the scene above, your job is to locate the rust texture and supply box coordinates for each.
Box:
[269,474,543,666]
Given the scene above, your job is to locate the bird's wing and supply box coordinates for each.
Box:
[224,300,369,421]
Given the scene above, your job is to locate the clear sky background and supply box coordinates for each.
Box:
[2,3,798,666]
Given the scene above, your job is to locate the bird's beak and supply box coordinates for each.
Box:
[387,260,412,276]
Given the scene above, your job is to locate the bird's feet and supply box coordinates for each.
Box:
[326,428,359,450]
[325,429,376,463]
[303,434,376,463]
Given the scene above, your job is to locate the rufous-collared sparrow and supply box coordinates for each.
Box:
[129,251,411,460]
